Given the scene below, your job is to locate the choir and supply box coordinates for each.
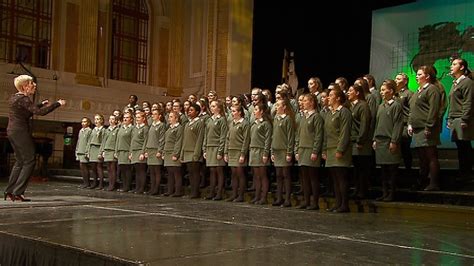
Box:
[74,60,474,212]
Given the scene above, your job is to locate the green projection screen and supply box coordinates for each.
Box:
[370,0,474,148]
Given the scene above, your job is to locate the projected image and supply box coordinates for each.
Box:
[371,0,474,147]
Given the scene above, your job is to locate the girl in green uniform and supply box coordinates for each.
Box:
[87,114,106,189]
[144,109,166,195]
[197,98,210,189]
[115,113,134,192]
[76,117,92,188]
[347,84,372,199]
[323,88,352,213]
[100,115,119,191]
[164,111,184,197]
[448,58,474,180]
[203,100,228,200]
[249,102,272,204]
[224,105,250,202]
[408,65,443,191]
[180,103,205,198]
[295,94,324,210]
[373,79,403,201]
[271,98,295,207]
[129,112,149,193]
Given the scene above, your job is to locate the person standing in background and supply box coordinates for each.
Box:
[373,80,403,201]
[448,58,474,184]
[76,117,92,189]
[323,88,352,213]
[395,73,414,176]
[100,115,119,191]
[181,103,205,198]
[203,100,228,200]
[295,94,324,210]
[248,103,272,205]
[408,65,443,191]
[86,114,106,189]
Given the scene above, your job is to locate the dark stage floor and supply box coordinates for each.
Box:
[0,181,473,265]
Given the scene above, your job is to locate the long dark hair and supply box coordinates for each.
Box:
[457,58,473,79]
[276,98,296,130]
[255,102,272,124]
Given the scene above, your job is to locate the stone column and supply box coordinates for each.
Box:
[75,0,101,86]
[167,0,184,97]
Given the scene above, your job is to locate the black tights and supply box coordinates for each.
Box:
[79,162,90,187]
[252,166,269,202]
[455,140,473,177]
[148,165,162,194]
[208,166,225,199]
[300,166,319,206]
[166,166,183,196]
[187,162,202,197]
[119,164,132,191]
[89,162,104,188]
[231,167,246,200]
[417,146,440,188]
[275,167,291,203]
[107,161,117,190]
[352,155,371,198]
[133,163,147,193]
[330,167,349,211]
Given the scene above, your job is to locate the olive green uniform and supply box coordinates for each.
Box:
[145,121,166,165]
[203,115,228,167]
[129,124,148,164]
[448,76,474,140]
[397,87,414,138]
[374,99,403,164]
[295,111,324,167]
[408,83,442,147]
[163,123,183,167]
[180,117,205,162]
[76,127,92,163]
[225,118,250,167]
[115,124,133,165]
[100,126,119,162]
[350,100,372,156]
[87,126,106,162]
[323,106,352,167]
[249,119,272,166]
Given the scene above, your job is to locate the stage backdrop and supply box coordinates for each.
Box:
[370,0,474,148]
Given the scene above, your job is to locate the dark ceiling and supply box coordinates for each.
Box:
[251,0,416,90]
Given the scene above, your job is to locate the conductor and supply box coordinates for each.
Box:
[4,75,66,202]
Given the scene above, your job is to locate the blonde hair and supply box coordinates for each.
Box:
[14,75,33,91]
[94,114,105,124]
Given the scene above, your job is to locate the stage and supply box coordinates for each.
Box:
[0,181,473,265]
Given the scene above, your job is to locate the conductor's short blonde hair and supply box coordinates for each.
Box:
[14,75,33,91]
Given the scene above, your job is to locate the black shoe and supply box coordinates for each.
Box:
[272,200,283,206]
[296,204,307,209]
[424,184,440,191]
[334,207,350,213]
[282,201,291,207]
[255,199,267,205]
[232,197,244,203]
[4,192,14,201]
[14,195,31,202]
[306,205,319,210]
